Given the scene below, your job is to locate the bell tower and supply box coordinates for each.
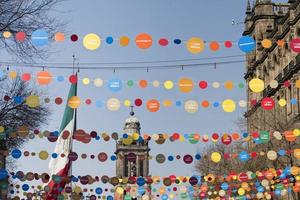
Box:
[114,107,151,200]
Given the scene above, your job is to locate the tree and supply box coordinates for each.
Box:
[195,114,300,200]
[0,0,64,60]
[0,76,50,199]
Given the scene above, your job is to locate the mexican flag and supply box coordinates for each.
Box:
[46,81,77,200]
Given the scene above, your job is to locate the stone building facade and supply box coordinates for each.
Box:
[114,110,151,200]
[244,0,300,135]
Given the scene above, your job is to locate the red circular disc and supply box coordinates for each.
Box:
[55,97,63,105]
[199,81,208,89]
[135,98,143,107]
[22,73,31,81]
[261,97,275,110]
[16,32,26,42]
[158,38,169,46]
[224,41,232,48]
[69,75,77,84]
[70,34,78,42]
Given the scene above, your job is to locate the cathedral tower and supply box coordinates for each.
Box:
[114,107,151,200]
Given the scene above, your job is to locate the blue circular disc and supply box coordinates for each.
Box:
[174,39,181,44]
[11,149,22,159]
[95,187,103,195]
[32,29,49,47]
[57,76,64,82]
[238,36,255,53]
[96,100,103,108]
[239,151,250,162]
[0,169,8,180]
[108,78,122,92]
[106,36,114,44]
[22,184,29,191]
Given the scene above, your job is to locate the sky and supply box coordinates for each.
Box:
[1,0,285,197]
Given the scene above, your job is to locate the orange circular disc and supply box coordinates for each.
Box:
[135,33,152,49]
[210,41,220,51]
[36,71,52,85]
[147,99,160,112]
[139,80,148,88]
[54,32,65,42]
[285,131,296,142]
[201,100,210,108]
[178,78,194,93]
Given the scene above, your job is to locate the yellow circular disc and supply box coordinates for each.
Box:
[262,39,272,48]
[83,33,101,50]
[184,100,199,113]
[211,152,221,163]
[132,133,139,140]
[0,126,4,133]
[273,131,282,140]
[296,80,300,89]
[270,80,279,89]
[249,78,264,93]
[257,192,263,199]
[291,167,299,175]
[124,100,131,107]
[106,98,120,111]
[94,78,103,87]
[9,71,17,79]
[179,135,185,142]
[119,36,130,47]
[164,80,174,90]
[294,149,300,159]
[163,100,172,107]
[122,137,133,145]
[39,151,49,160]
[219,190,226,197]
[238,188,245,196]
[222,99,236,113]
[82,78,90,85]
[224,81,234,90]
[267,151,277,161]
[152,134,159,140]
[186,37,205,54]
[74,186,82,194]
[26,95,40,108]
[152,80,160,87]
[116,187,124,195]
[68,96,81,109]
[278,99,287,107]
[3,31,11,38]
[293,129,300,136]
[212,82,220,89]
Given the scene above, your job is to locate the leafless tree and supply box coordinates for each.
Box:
[195,111,300,199]
[0,0,65,61]
[0,76,49,199]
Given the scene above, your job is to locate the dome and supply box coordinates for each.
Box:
[124,116,141,135]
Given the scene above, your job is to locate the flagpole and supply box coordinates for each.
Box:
[69,55,78,195]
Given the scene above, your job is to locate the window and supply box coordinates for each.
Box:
[139,159,144,177]
[124,156,128,177]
